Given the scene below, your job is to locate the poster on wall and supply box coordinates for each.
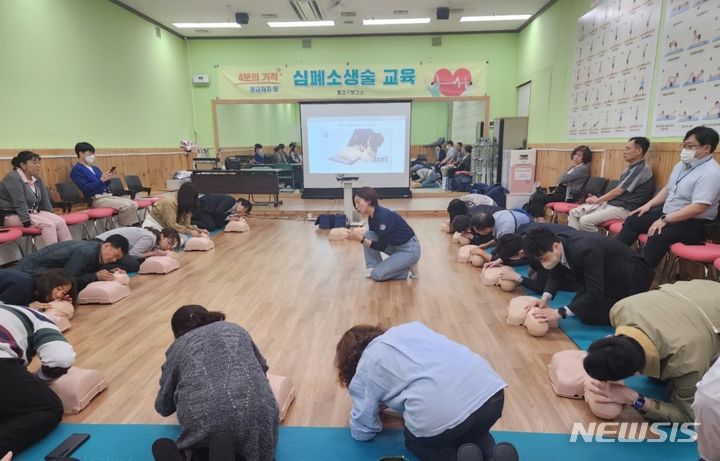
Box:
[652,0,720,137]
[568,0,661,138]
[216,63,486,100]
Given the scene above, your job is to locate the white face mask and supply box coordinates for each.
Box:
[85,154,96,164]
[680,148,696,164]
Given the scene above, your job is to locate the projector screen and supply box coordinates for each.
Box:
[300,102,411,189]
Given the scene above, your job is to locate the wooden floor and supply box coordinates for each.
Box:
[57,216,628,433]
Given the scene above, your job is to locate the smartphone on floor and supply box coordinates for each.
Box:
[45,433,90,460]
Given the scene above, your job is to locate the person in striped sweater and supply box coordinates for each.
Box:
[0,303,76,458]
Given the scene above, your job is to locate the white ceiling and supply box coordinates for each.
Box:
[117,0,552,38]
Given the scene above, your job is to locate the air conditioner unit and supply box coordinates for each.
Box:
[192,74,210,85]
[290,0,323,20]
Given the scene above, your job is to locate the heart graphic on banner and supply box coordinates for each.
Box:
[433,68,473,96]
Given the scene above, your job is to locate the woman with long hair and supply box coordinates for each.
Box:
[144,183,208,238]
[0,269,77,308]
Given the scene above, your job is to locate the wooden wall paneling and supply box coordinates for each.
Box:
[0,149,191,201]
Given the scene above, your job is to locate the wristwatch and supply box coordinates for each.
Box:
[558,307,567,319]
[632,393,646,413]
[360,237,366,245]
[659,214,667,222]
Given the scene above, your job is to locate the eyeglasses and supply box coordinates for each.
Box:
[682,143,701,149]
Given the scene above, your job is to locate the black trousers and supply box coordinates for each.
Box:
[526,192,568,218]
[404,390,504,461]
[0,359,64,457]
[615,206,708,268]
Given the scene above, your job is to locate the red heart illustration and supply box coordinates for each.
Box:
[433,68,472,96]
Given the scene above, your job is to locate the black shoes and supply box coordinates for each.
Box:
[457,442,520,461]
[151,438,183,461]
[457,443,483,461]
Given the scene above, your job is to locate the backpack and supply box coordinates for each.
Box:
[452,174,472,192]
[314,214,348,229]
[484,184,509,209]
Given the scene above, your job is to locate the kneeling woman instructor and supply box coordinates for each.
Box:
[348,187,420,281]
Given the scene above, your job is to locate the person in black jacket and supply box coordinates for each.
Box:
[17,235,129,291]
[192,195,252,231]
[485,223,581,294]
[521,227,654,326]
[0,269,77,307]
[348,187,421,281]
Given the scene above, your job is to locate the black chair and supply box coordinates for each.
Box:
[109,178,135,199]
[56,181,116,234]
[583,176,610,198]
[124,175,151,196]
[55,182,91,213]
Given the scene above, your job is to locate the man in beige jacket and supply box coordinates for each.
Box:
[582,280,720,422]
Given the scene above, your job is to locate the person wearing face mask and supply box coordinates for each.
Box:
[69,142,139,227]
[615,126,720,269]
[0,151,72,244]
[253,143,264,164]
[522,227,653,326]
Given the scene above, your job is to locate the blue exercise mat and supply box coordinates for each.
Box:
[513,266,670,401]
[14,424,698,461]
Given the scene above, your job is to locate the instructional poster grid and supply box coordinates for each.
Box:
[652,0,720,136]
[568,0,661,138]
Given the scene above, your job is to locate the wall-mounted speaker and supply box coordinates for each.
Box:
[436,7,449,20]
[235,13,249,25]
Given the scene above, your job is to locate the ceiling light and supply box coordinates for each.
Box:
[363,18,431,25]
[267,20,334,27]
[460,14,531,22]
[173,22,241,28]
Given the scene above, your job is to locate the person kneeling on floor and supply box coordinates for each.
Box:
[335,322,519,461]
[485,223,581,294]
[348,187,420,281]
[154,305,278,461]
[0,303,75,457]
[17,235,129,291]
[522,227,653,326]
[0,269,76,308]
[96,227,180,273]
[583,280,720,423]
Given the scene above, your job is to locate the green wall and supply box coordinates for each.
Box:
[187,34,518,149]
[517,0,592,143]
[0,0,193,149]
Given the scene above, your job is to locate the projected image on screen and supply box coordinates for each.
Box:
[300,102,411,189]
[307,116,405,174]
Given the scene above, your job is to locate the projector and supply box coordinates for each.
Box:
[336,174,359,182]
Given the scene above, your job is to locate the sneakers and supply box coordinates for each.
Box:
[408,264,419,279]
[457,443,483,461]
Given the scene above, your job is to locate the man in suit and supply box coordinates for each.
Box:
[69,142,138,226]
[522,227,654,326]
